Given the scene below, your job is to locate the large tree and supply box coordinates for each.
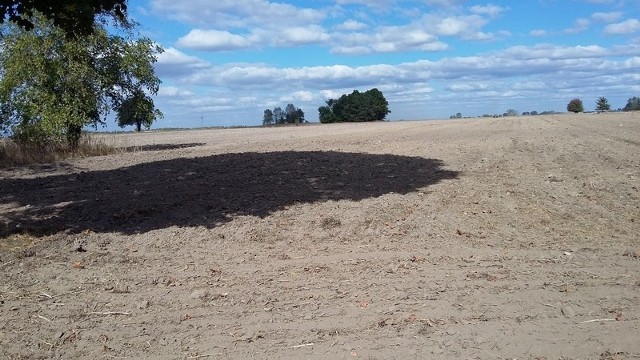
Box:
[0,0,127,38]
[0,13,162,146]
[318,88,390,123]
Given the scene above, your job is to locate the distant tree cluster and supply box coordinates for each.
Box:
[263,104,305,125]
[318,88,390,124]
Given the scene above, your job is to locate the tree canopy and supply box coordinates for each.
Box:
[0,12,162,146]
[318,88,390,124]
[0,0,127,38]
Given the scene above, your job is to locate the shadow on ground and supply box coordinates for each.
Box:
[121,143,206,152]
[0,151,458,236]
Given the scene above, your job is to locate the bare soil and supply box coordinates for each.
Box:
[1,113,639,359]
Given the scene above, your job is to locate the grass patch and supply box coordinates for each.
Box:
[0,134,121,168]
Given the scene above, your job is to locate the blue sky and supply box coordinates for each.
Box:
[124,0,640,128]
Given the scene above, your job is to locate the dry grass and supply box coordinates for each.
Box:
[0,134,122,168]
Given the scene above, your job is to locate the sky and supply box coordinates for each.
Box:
[123,0,640,129]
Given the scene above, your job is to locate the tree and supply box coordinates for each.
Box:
[567,98,584,113]
[623,97,640,111]
[117,89,162,132]
[284,103,298,124]
[272,107,284,124]
[318,88,390,123]
[0,13,162,147]
[505,109,518,117]
[263,109,274,125]
[296,109,305,124]
[318,104,337,124]
[595,97,611,112]
[0,0,127,38]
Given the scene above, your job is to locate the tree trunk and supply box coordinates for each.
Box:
[67,124,82,150]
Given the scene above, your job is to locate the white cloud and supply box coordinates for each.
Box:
[279,91,317,103]
[604,19,640,35]
[159,86,195,97]
[469,5,505,18]
[564,18,590,34]
[156,47,208,66]
[280,26,331,45]
[446,83,490,91]
[591,11,622,23]
[176,29,251,51]
[335,20,368,31]
[154,47,210,77]
[511,81,547,90]
[154,0,502,55]
[530,29,548,37]
[150,0,325,28]
[169,43,640,93]
[424,0,466,7]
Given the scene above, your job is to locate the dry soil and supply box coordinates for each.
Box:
[1,113,639,359]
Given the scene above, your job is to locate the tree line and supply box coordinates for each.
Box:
[567,96,640,113]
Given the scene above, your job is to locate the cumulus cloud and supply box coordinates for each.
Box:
[446,83,490,91]
[604,19,640,35]
[154,47,210,77]
[155,0,503,55]
[469,4,505,18]
[591,11,622,23]
[530,29,548,37]
[159,86,195,97]
[151,41,640,125]
[279,91,317,103]
[162,43,640,93]
[150,0,325,28]
[334,20,368,31]
[564,18,590,34]
[279,26,331,45]
[176,29,251,51]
